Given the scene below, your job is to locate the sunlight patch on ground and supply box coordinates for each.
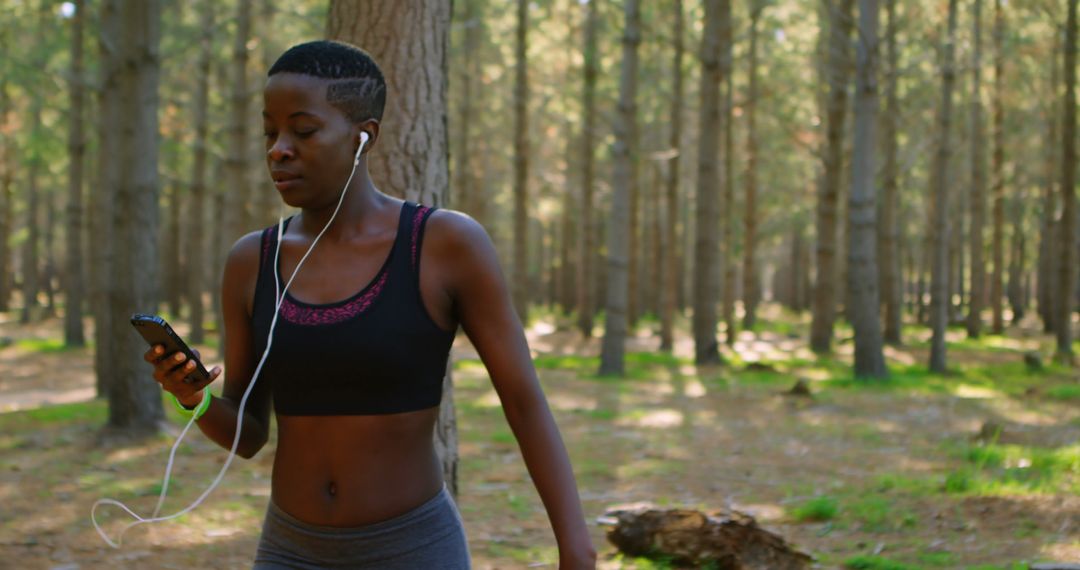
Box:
[883,344,916,365]
[528,320,557,336]
[0,387,96,412]
[617,409,684,429]
[545,392,597,412]
[684,379,707,398]
[974,398,1066,427]
[105,441,178,464]
[951,383,1003,399]
[1041,542,1080,561]
[737,502,786,522]
[471,389,502,408]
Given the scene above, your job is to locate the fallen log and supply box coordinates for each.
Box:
[599,503,813,569]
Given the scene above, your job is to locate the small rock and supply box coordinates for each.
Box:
[744,362,778,374]
[1024,351,1044,371]
[973,421,1004,443]
[786,378,813,398]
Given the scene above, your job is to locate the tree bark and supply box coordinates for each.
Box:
[966,0,987,339]
[810,0,855,354]
[224,0,252,253]
[722,1,736,347]
[63,0,88,346]
[848,0,888,379]
[1039,36,1061,334]
[105,0,164,435]
[660,0,685,352]
[0,63,10,312]
[600,0,641,376]
[327,0,458,495]
[187,0,213,345]
[511,0,530,323]
[880,0,901,344]
[929,0,959,374]
[692,0,724,365]
[990,0,1006,334]
[576,0,599,339]
[1057,0,1078,364]
[742,3,762,331]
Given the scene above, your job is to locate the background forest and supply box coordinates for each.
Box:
[0,0,1077,568]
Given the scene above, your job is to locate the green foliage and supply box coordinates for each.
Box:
[844,555,919,570]
[15,337,75,353]
[792,495,839,522]
[1046,384,1080,401]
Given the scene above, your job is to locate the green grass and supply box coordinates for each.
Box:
[1046,384,1080,401]
[792,495,839,522]
[531,351,689,382]
[844,555,919,570]
[844,495,917,532]
[941,442,1080,495]
[15,337,79,353]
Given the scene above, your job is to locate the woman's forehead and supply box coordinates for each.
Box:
[263,73,335,115]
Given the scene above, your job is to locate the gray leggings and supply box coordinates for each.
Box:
[253,486,471,569]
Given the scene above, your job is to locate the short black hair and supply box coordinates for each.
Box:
[268,40,387,124]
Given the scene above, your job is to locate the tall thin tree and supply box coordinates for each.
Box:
[577,0,599,339]
[929,0,959,374]
[512,0,530,323]
[880,0,901,344]
[742,1,763,331]
[810,0,855,354]
[600,0,641,375]
[692,0,724,365]
[63,0,88,346]
[660,0,685,352]
[105,0,164,435]
[848,0,887,379]
[187,0,214,345]
[722,0,736,346]
[989,0,1006,334]
[1057,0,1077,364]
[966,0,987,339]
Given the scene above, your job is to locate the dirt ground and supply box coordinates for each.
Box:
[0,308,1077,569]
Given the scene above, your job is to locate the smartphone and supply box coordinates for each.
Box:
[130,313,211,384]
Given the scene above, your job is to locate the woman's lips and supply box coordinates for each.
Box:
[274,178,303,191]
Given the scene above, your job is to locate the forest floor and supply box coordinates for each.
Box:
[0,304,1077,569]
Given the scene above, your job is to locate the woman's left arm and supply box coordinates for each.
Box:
[432,211,597,569]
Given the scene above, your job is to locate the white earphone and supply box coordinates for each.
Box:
[91,130,371,548]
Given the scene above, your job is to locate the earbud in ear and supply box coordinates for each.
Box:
[353,132,369,165]
[360,131,370,145]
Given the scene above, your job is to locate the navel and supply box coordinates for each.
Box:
[327,481,337,497]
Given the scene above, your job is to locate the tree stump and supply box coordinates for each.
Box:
[1023,351,1044,371]
[786,378,813,398]
[599,503,813,569]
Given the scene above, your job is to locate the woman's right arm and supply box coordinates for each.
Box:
[145,231,272,459]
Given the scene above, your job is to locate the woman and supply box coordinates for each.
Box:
[145,40,596,569]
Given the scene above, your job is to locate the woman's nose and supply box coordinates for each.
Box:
[267,137,295,162]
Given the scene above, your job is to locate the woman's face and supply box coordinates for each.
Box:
[262,72,357,209]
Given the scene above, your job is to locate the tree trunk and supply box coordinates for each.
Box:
[810,0,855,354]
[989,0,1006,334]
[224,0,252,250]
[929,0,958,374]
[454,0,480,224]
[880,0,901,345]
[1057,0,1078,364]
[1039,36,1061,334]
[511,0,530,323]
[0,71,10,313]
[1007,200,1025,323]
[847,0,887,379]
[722,1,736,347]
[966,0,986,338]
[105,0,164,435]
[21,92,42,325]
[577,0,599,339]
[187,0,213,345]
[64,0,88,346]
[600,0,641,376]
[692,0,724,365]
[660,0,685,352]
[742,3,762,331]
[327,0,457,495]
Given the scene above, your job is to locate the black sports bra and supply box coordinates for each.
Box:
[249,201,457,415]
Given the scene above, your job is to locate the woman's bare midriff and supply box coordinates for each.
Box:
[269,406,444,527]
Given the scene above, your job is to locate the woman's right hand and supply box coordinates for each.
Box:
[143,345,222,408]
